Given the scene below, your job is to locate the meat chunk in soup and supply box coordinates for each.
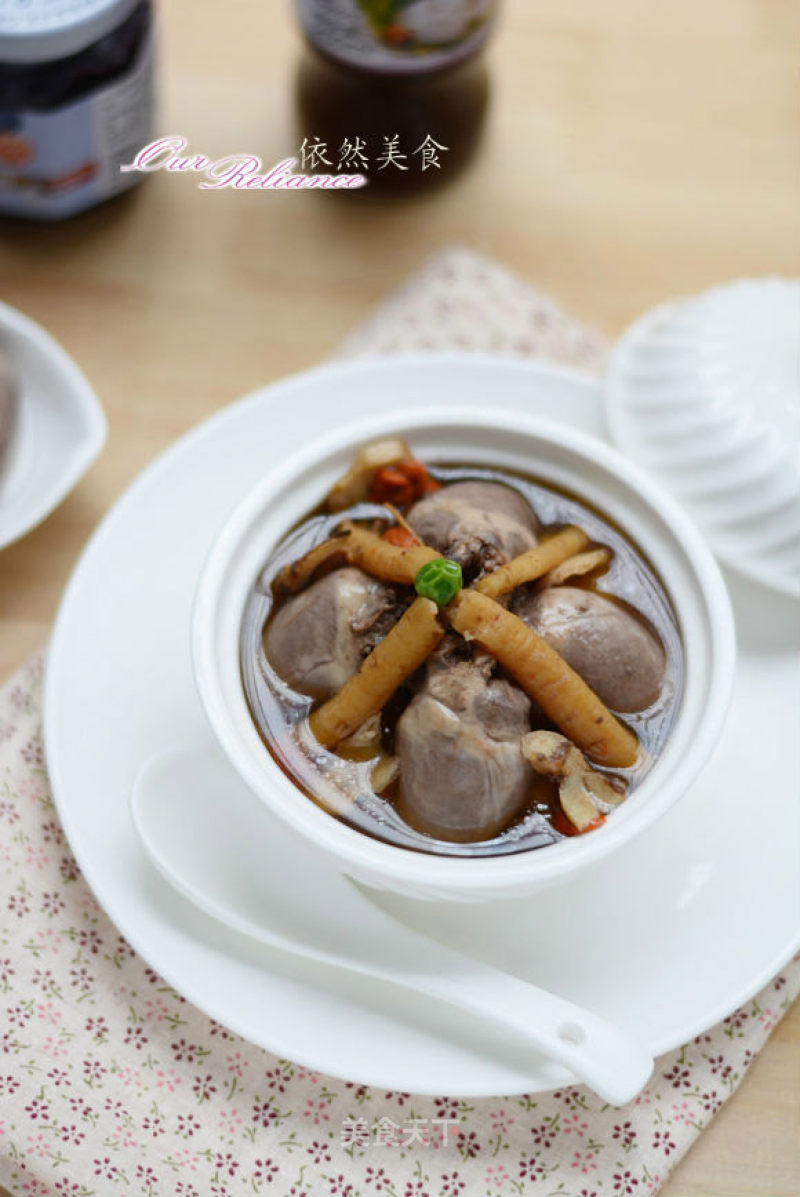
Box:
[407,481,538,577]
[395,640,533,841]
[266,567,399,701]
[514,586,666,712]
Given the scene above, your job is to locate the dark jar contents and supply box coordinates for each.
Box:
[294,0,499,195]
[0,0,155,220]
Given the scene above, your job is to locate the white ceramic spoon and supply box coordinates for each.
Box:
[130,749,653,1104]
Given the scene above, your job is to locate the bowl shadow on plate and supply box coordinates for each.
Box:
[724,569,800,654]
[137,862,570,1093]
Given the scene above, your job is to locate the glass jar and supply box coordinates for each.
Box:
[0,0,156,220]
[294,0,499,195]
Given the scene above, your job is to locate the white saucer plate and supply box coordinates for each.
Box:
[0,300,106,550]
[44,356,800,1097]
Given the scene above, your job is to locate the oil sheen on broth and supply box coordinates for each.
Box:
[240,465,683,858]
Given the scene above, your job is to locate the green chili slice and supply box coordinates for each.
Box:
[414,558,463,606]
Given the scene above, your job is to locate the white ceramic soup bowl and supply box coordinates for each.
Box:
[192,407,735,902]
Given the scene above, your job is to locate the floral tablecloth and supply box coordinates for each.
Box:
[2,249,798,1197]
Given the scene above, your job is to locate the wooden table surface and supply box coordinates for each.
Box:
[0,1,797,1192]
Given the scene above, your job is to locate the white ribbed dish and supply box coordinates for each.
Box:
[606,278,800,598]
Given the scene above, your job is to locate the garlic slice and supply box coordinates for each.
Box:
[538,547,611,590]
[371,754,400,794]
[521,729,627,831]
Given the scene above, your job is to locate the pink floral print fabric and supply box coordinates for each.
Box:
[2,251,798,1196]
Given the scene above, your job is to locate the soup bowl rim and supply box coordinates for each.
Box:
[192,405,736,899]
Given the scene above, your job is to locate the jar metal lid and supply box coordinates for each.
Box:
[0,0,141,64]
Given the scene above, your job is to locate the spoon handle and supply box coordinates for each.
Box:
[132,749,652,1104]
[217,897,652,1103]
[371,940,653,1105]
[156,875,650,1102]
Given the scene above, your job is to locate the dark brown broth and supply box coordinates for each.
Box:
[240,465,683,857]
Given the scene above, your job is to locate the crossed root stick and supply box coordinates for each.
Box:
[274,521,637,830]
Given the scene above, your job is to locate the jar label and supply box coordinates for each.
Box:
[0,30,154,219]
[296,0,498,73]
